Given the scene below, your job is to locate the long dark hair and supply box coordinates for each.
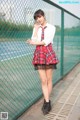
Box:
[34,9,45,20]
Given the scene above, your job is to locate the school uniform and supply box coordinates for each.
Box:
[31,23,59,70]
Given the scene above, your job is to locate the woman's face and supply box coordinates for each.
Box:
[36,15,45,25]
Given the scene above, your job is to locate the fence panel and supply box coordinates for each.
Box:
[64,13,80,75]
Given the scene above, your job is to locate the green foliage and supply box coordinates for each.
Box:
[0,20,33,38]
[64,26,80,36]
[0,20,33,31]
[0,20,80,38]
[55,25,80,36]
[55,25,61,35]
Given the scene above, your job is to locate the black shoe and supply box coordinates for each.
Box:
[42,100,51,115]
[42,99,46,111]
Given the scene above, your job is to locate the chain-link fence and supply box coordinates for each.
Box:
[0,0,80,119]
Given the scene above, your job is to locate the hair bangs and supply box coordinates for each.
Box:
[34,14,42,20]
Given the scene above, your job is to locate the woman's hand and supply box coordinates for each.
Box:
[26,39,35,45]
[34,22,40,31]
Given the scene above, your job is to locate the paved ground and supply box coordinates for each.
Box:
[18,63,80,120]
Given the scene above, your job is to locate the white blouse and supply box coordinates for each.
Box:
[31,23,56,46]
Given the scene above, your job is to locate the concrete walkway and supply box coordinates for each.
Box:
[18,63,80,120]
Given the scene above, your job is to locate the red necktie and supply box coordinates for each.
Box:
[41,26,47,41]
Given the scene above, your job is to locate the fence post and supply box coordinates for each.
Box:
[60,9,64,77]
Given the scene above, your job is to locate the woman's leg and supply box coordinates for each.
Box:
[38,69,52,114]
[38,69,49,102]
[45,68,53,98]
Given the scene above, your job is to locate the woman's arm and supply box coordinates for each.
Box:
[32,23,39,38]
[27,40,45,45]
[27,23,45,46]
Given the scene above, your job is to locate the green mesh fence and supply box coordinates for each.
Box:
[0,0,80,120]
[64,13,80,74]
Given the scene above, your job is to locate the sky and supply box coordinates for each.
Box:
[50,0,80,18]
[0,0,80,27]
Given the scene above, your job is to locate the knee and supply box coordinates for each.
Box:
[47,77,52,84]
[41,79,47,86]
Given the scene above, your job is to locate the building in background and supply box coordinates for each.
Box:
[44,9,55,25]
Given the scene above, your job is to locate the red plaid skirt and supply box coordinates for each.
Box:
[32,43,59,65]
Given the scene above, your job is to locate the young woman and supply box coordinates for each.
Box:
[27,9,59,115]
